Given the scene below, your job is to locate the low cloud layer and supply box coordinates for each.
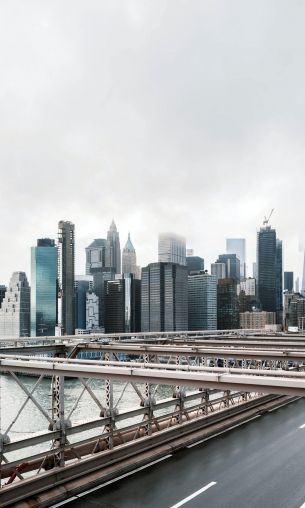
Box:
[1,1,304,284]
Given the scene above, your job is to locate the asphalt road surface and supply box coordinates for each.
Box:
[56,398,305,508]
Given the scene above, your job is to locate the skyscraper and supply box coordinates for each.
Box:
[31,239,58,336]
[158,233,186,266]
[0,285,6,308]
[105,273,141,333]
[276,239,283,323]
[302,251,305,295]
[74,276,93,330]
[284,272,294,292]
[186,255,204,274]
[215,254,240,282]
[85,239,107,275]
[188,272,217,330]
[211,262,226,282]
[0,272,30,337]
[92,268,115,329]
[257,225,282,323]
[141,262,188,332]
[105,220,121,274]
[122,233,139,277]
[226,239,246,279]
[58,220,75,335]
[217,278,239,330]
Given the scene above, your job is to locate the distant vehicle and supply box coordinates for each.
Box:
[288,326,299,333]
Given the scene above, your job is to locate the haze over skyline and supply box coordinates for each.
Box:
[1,1,304,283]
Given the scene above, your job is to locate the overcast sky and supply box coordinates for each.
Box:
[1,0,305,285]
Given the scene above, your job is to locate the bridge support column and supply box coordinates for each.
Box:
[103,352,118,449]
[51,375,68,467]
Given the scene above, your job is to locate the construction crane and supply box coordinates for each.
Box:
[263,208,274,227]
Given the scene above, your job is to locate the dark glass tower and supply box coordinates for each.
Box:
[106,220,121,274]
[141,262,188,332]
[284,271,294,292]
[276,239,283,323]
[257,226,276,312]
[105,274,141,333]
[31,239,58,336]
[58,220,75,335]
[217,278,239,330]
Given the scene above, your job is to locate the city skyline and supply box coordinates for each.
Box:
[0,216,302,288]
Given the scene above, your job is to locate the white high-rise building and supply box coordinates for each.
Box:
[237,278,256,296]
[226,238,246,279]
[0,272,30,337]
[158,233,186,266]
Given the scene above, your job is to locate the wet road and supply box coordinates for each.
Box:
[56,398,305,508]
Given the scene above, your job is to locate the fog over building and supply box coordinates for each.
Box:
[158,233,186,266]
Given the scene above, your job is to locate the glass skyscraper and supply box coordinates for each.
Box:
[188,272,217,330]
[257,225,283,323]
[215,254,240,282]
[226,238,246,279]
[141,262,188,332]
[31,239,57,336]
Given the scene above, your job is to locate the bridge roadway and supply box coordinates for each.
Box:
[59,398,305,508]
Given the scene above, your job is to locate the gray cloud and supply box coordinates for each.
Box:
[0,0,304,283]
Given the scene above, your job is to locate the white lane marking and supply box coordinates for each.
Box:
[169,482,217,508]
[50,454,172,507]
[299,423,305,429]
[187,416,260,448]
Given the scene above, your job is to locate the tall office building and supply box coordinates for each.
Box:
[211,262,226,283]
[226,239,246,279]
[86,291,99,330]
[105,220,121,274]
[91,268,115,329]
[215,254,240,282]
[302,251,305,295]
[0,272,30,337]
[31,239,58,336]
[141,262,188,332]
[85,239,107,275]
[284,272,294,292]
[257,225,276,313]
[186,255,204,274]
[122,233,140,277]
[253,262,258,280]
[158,233,186,266]
[276,239,283,323]
[217,278,239,330]
[105,273,141,333]
[74,276,93,330]
[188,272,217,330]
[0,285,6,308]
[58,220,75,335]
[257,224,283,324]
